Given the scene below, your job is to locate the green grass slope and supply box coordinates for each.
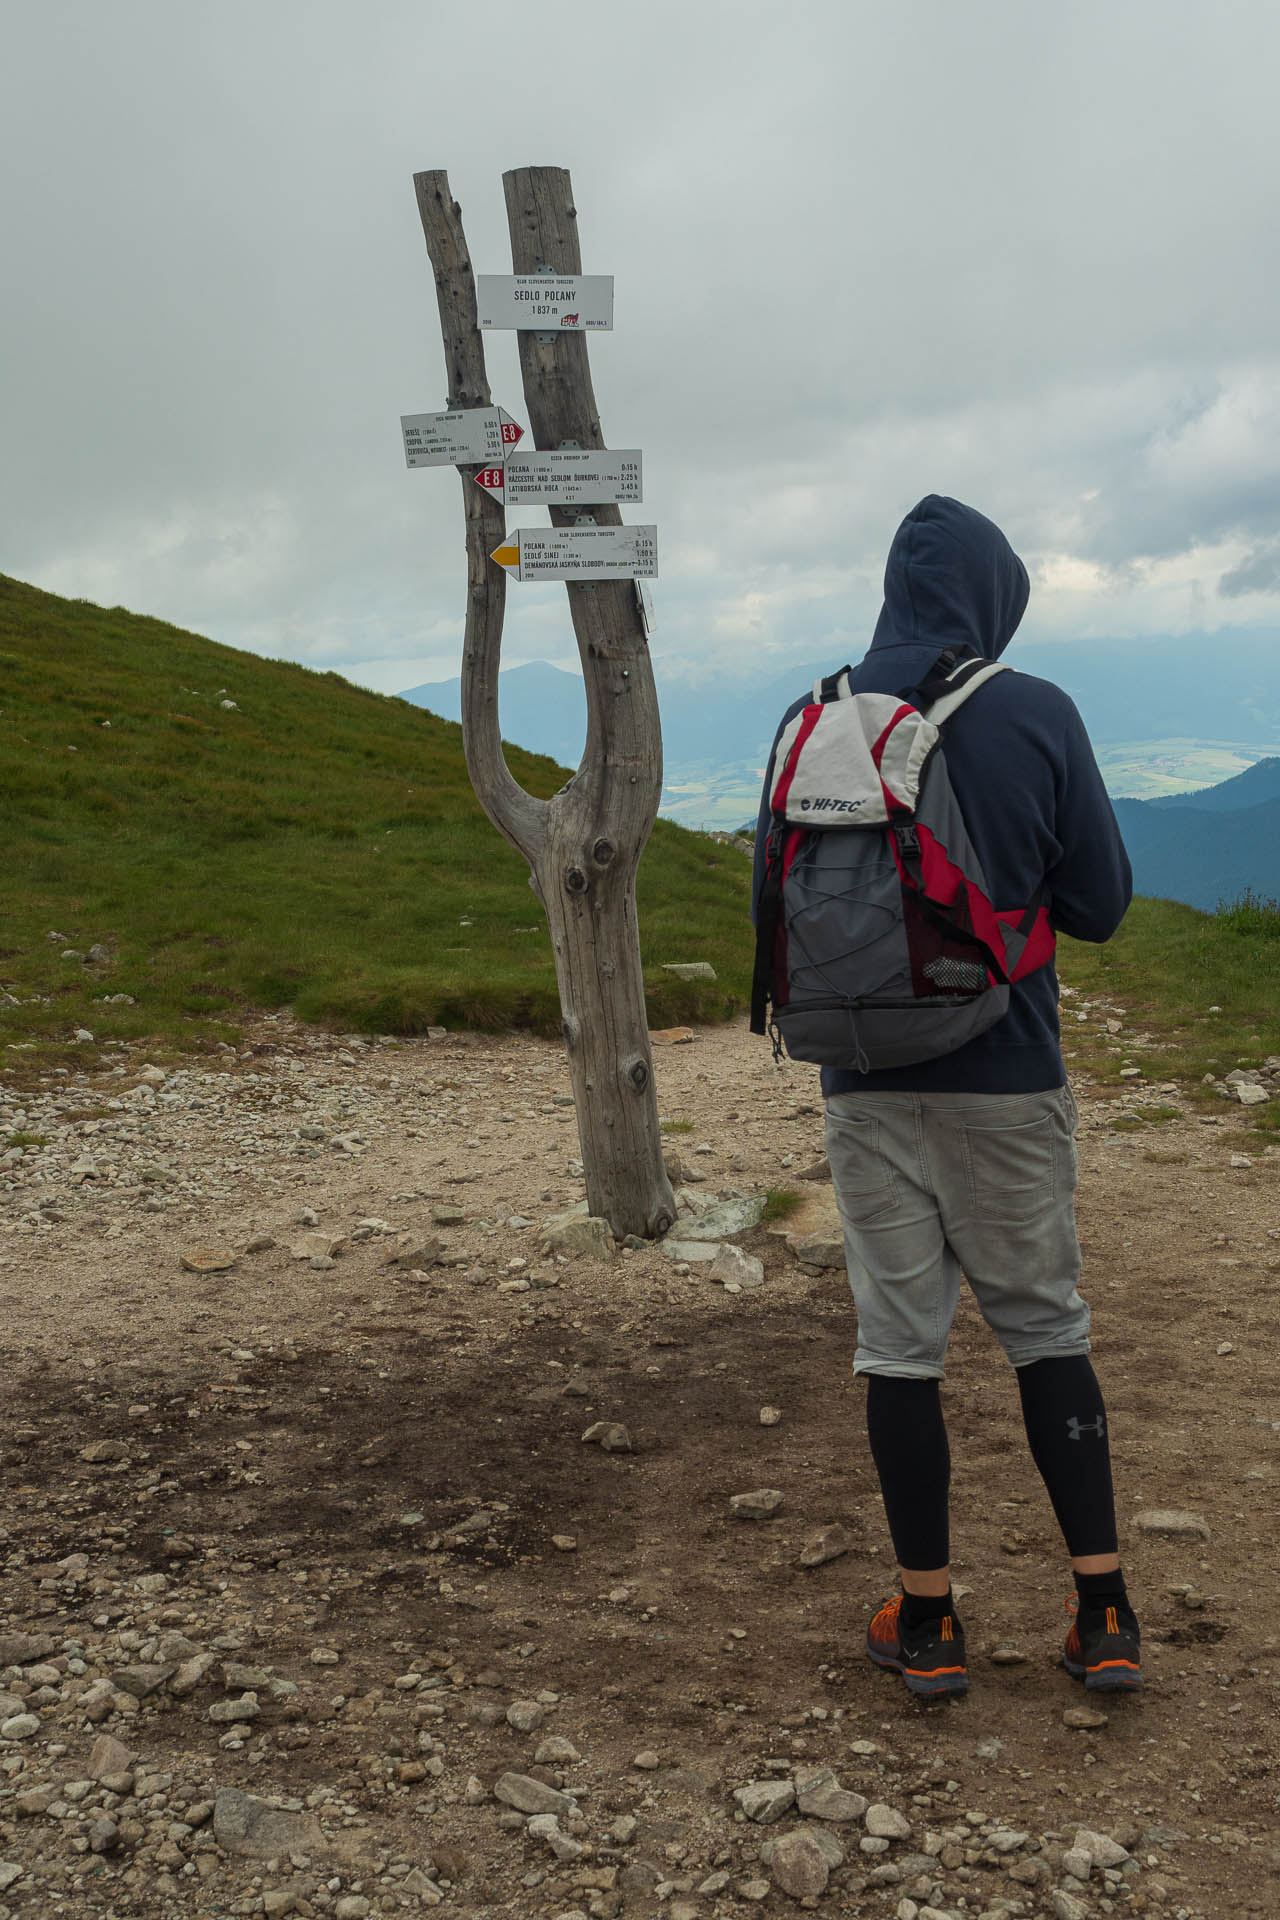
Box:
[1058,891,1280,1133]
[0,576,752,1071]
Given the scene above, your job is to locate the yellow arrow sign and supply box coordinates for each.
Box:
[490,543,520,569]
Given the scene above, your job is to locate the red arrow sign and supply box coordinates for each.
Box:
[500,416,523,448]
[474,465,505,501]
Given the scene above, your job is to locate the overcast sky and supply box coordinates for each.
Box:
[4,0,1278,695]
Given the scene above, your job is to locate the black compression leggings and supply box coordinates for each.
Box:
[865,1355,1118,1566]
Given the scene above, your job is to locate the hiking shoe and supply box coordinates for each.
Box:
[1063,1595,1143,1691]
[866,1594,968,1698]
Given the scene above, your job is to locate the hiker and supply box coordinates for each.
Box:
[752,495,1137,1698]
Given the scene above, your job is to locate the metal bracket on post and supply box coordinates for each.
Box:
[533,265,558,345]
[574,508,597,584]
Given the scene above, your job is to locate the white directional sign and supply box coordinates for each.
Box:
[400,407,524,469]
[473,449,641,507]
[491,525,658,581]
[476,275,614,332]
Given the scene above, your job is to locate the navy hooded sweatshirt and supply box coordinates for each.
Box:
[752,496,1132,1096]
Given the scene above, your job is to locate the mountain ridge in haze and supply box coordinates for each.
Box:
[400,656,1280,907]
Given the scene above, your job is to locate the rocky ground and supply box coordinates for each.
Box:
[1,991,1278,1920]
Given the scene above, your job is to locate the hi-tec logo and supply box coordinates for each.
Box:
[799,796,866,814]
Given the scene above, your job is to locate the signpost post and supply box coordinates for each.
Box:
[411,166,675,1242]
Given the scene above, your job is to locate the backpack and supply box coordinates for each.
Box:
[750,646,1054,1071]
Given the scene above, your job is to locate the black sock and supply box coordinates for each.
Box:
[1074,1566,1137,1632]
[1016,1355,1118,1559]
[865,1375,950,1572]
[900,1587,959,1632]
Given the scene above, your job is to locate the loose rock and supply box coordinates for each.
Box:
[768,1826,835,1899]
[212,1788,327,1860]
[493,1771,576,1817]
[734,1779,797,1823]
[795,1765,867,1822]
[865,1804,912,1840]
[709,1242,766,1289]
[179,1246,238,1272]
[797,1522,855,1567]
[1063,1704,1109,1730]
[540,1207,615,1260]
[730,1487,784,1519]
[1133,1506,1211,1540]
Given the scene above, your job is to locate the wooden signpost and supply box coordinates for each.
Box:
[410,166,676,1241]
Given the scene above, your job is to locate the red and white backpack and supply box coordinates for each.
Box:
[750,647,1054,1071]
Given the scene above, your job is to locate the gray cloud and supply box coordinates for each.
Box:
[1220,537,1280,598]
[4,0,1280,691]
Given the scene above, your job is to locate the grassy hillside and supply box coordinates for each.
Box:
[1058,891,1280,1133]
[0,576,752,1073]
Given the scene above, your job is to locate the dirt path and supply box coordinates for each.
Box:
[1,1007,1278,1919]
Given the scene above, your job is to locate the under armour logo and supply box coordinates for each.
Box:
[1067,1414,1106,1442]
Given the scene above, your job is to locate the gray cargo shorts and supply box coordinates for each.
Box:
[824,1085,1089,1379]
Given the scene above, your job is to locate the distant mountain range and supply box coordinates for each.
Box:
[400,628,1280,767]
[400,637,1280,902]
[1113,758,1280,911]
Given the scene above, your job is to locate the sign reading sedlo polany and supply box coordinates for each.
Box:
[476,275,613,331]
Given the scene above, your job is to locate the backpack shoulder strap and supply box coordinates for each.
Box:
[812,664,854,703]
[911,649,1011,727]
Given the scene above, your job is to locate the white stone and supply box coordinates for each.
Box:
[1073,1827,1130,1868]
[1133,1507,1210,1540]
[540,1207,615,1260]
[794,1766,867,1822]
[865,1803,912,1840]
[733,1779,796,1823]
[493,1771,575,1818]
[672,1195,767,1240]
[709,1243,765,1289]
[730,1488,784,1519]
[527,1812,583,1862]
[797,1523,855,1568]
[768,1827,832,1899]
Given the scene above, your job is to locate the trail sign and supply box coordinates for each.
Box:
[476,274,613,331]
[474,449,642,506]
[490,524,658,581]
[401,406,524,469]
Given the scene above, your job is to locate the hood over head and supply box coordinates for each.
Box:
[868,495,1030,666]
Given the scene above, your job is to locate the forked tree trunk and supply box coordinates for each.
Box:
[414,167,676,1240]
